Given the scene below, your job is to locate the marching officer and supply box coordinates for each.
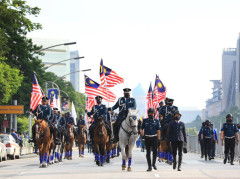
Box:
[86,96,112,144]
[109,88,136,143]
[221,113,239,165]
[168,110,187,171]
[30,97,52,143]
[77,114,87,139]
[140,108,161,172]
[198,122,205,158]
[201,120,214,161]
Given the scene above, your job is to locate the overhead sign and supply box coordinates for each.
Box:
[0,106,24,114]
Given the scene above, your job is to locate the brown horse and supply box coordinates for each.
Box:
[64,124,75,160]
[93,117,109,166]
[35,119,52,168]
[77,126,86,157]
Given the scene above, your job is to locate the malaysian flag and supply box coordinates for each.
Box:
[85,95,95,126]
[85,75,116,102]
[147,83,153,112]
[153,75,167,118]
[102,65,124,88]
[100,59,106,87]
[30,73,44,111]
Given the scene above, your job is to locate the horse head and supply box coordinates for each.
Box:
[35,118,44,140]
[126,109,139,134]
[67,124,74,139]
[96,117,105,137]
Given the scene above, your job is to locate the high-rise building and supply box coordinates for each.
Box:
[70,50,81,92]
[32,38,71,81]
[222,48,236,111]
[235,36,240,108]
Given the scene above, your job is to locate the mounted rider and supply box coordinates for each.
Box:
[48,107,61,145]
[109,88,137,143]
[160,98,178,127]
[87,96,112,144]
[77,114,87,139]
[65,112,78,143]
[30,97,60,145]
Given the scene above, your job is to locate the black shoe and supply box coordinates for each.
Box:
[231,162,234,165]
[223,158,227,164]
[173,162,176,170]
[178,168,181,171]
[153,165,157,170]
[147,167,152,172]
[205,158,207,161]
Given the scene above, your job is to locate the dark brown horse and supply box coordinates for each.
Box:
[93,117,108,166]
[64,124,75,160]
[35,119,52,168]
[78,126,86,157]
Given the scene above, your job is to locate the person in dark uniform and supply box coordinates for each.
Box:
[210,123,218,159]
[87,96,112,144]
[109,88,136,143]
[140,108,161,172]
[160,98,175,126]
[30,97,52,143]
[168,110,187,171]
[65,112,78,141]
[77,114,87,139]
[49,108,61,144]
[198,122,205,158]
[201,120,214,161]
[221,113,239,165]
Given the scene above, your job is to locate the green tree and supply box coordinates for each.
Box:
[0,59,23,104]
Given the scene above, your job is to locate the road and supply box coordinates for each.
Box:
[0,148,240,179]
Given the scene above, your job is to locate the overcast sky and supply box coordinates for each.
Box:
[27,0,240,110]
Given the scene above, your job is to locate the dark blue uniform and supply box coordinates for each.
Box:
[32,104,52,121]
[59,117,66,128]
[160,105,173,125]
[111,97,136,139]
[77,119,86,126]
[66,117,75,125]
[198,128,204,157]
[221,123,238,163]
[87,104,107,123]
[141,118,161,169]
[201,126,213,160]
[168,120,187,170]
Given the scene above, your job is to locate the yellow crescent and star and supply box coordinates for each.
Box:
[85,76,95,85]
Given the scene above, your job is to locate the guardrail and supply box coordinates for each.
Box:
[187,133,240,161]
[21,138,34,155]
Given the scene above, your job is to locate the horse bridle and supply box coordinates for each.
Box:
[36,120,49,140]
[121,115,138,136]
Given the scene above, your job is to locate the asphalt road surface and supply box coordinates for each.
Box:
[0,148,240,179]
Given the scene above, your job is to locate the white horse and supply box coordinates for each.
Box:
[119,109,139,171]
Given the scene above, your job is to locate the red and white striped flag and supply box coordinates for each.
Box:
[85,75,116,102]
[30,73,44,111]
[147,83,153,112]
[153,75,167,118]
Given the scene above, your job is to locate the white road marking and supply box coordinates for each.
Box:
[154,174,160,177]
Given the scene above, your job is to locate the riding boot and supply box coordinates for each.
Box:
[152,153,157,170]
[147,155,152,171]
[177,155,182,171]
[54,127,61,145]
[29,124,36,143]
[223,154,227,164]
[173,155,177,170]
[230,153,234,165]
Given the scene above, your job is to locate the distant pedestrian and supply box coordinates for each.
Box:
[198,122,205,158]
[201,120,214,161]
[210,123,218,159]
[18,132,24,155]
[221,113,239,165]
[11,129,18,142]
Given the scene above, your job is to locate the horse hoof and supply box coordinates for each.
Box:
[55,161,59,163]
[39,164,42,168]
[59,159,62,162]
[100,163,103,166]
[127,167,132,171]
[42,164,47,168]
[96,161,100,166]
[106,159,110,163]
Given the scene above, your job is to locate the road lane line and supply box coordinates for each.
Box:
[154,174,160,177]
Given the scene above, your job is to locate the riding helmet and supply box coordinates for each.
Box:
[226,113,233,119]
[147,108,155,114]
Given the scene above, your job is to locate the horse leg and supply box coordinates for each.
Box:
[120,144,127,170]
[39,146,43,168]
[42,143,48,168]
[99,144,105,166]
[95,144,100,166]
[70,144,73,160]
[127,143,134,171]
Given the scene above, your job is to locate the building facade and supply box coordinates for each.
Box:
[32,38,71,81]
[70,50,81,92]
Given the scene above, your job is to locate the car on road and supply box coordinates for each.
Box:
[0,140,7,162]
[0,134,20,160]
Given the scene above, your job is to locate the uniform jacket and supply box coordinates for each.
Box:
[111,97,136,119]
[221,123,238,137]
[141,118,161,136]
[87,104,107,122]
[168,120,187,143]
[32,104,52,121]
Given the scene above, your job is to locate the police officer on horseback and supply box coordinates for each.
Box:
[87,96,112,144]
[30,97,58,144]
[221,113,239,165]
[65,112,78,143]
[77,114,87,139]
[109,88,136,143]
[49,108,61,145]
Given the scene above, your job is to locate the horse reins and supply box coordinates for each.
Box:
[121,116,138,137]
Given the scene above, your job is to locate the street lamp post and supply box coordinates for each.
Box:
[45,56,84,69]
[36,42,77,53]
